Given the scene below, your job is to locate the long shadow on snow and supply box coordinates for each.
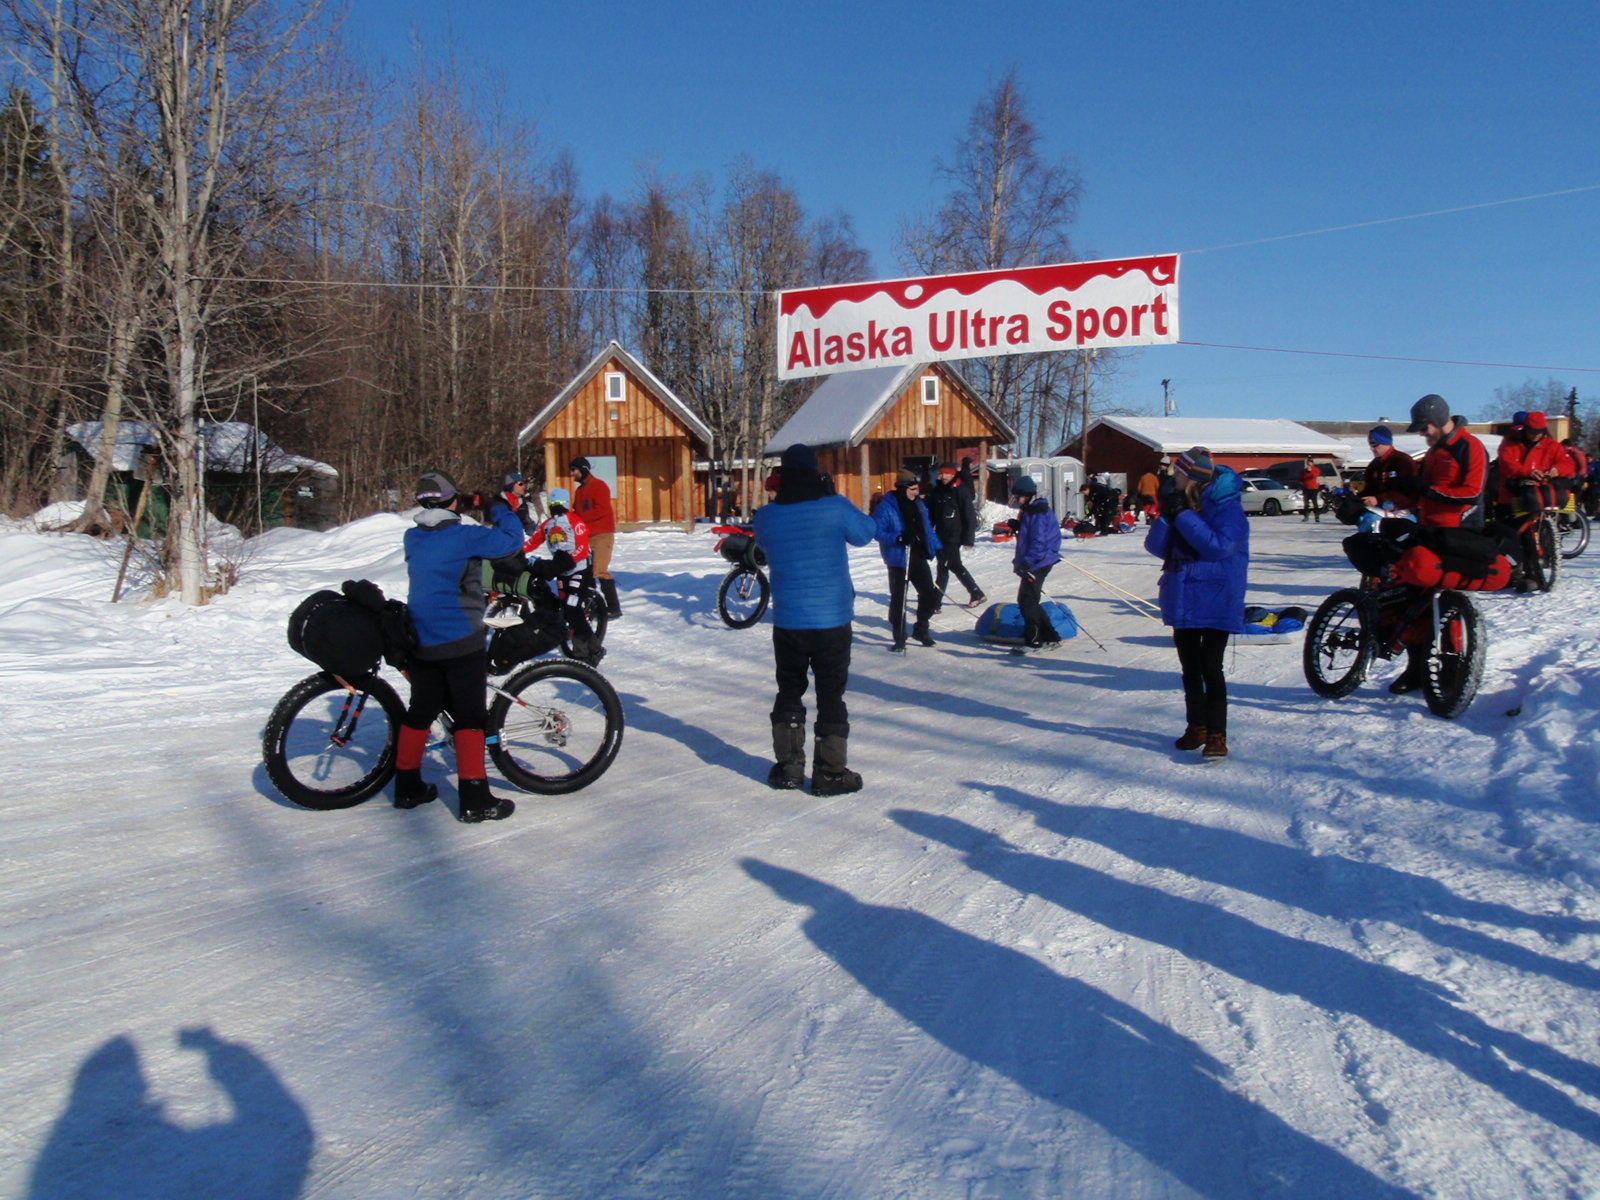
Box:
[29,1028,312,1200]
[616,689,769,777]
[742,857,1409,1199]
[209,800,802,1197]
[893,804,1600,1145]
[1000,795,1600,993]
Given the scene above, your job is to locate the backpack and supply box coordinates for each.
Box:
[287,579,415,679]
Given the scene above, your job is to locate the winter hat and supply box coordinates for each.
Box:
[1525,410,1549,431]
[780,443,818,472]
[1011,475,1037,496]
[937,462,958,476]
[569,456,591,474]
[1511,411,1529,428]
[1173,446,1215,483]
[764,473,781,492]
[1367,425,1394,446]
[548,487,571,507]
[895,468,918,488]
[503,471,525,488]
[415,470,458,507]
[1407,394,1450,433]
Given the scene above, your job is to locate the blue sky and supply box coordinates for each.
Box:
[345,0,1600,425]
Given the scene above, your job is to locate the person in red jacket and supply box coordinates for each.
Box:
[1563,438,1590,513]
[569,456,621,619]
[1501,411,1574,515]
[1298,458,1323,522]
[1387,395,1489,696]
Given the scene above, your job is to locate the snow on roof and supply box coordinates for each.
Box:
[66,421,338,476]
[1097,416,1351,458]
[765,362,1018,453]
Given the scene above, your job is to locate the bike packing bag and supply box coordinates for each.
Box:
[1393,545,1514,592]
[717,530,766,567]
[487,591,566,674]
[339,578,418,668]
[287,588,386,680]
[1341,531,1406,577]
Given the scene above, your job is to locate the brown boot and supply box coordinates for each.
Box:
[1202,732,1229,761]
[1174,724,1207,751]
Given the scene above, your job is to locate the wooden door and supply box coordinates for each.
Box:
[632,442,674,522]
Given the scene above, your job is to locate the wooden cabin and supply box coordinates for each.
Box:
[1054,416,1349,480]
[765,362,1016,511]
[517,342,713,532]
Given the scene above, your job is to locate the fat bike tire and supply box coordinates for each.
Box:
[1422,591,1485,719]
[262,672,404,809]
[488,658,624,794]
[1530,516,1561,592]
[717,566,770,628]
[1303,588,1374,698]
[1558,510,1589,560]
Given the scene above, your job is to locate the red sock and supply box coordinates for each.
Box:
[396,725,430,772]
[453,728,487,780]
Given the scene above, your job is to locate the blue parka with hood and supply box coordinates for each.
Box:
[1143,466,1250,632]
[1013,497,1062,574]
[873,492,941,570]
[405,503,525,659]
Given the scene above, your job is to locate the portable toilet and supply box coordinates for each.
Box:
[1047,456,1085,518]
[1007,457,1052,507]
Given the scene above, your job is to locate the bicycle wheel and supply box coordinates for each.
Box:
[488,658,624,794]
[1422,590,1485,719]
[262,672,405,809]
[561,588,610,657]
[1529,515,1561,592]
[1558,510,1590,559]
[717,565,770,628]
[1302,588,1374,698]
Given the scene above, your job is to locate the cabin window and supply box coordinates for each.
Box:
[605,372,626,402]
[921,375,940,405]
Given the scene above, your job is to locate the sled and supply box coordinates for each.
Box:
[975,600,1078,644]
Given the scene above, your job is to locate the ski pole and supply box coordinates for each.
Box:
[1037,578,1108,652]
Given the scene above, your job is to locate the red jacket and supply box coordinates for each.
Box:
[573,475,616,535]
[1499,433,1574,502]
[1419,426,1488,528]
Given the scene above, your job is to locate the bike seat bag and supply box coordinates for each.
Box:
[288,588,387,680]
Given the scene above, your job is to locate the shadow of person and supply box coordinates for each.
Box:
[891,809,1600,1147]
[741,858,1407,1199]
[1000,793,1600,991]
[29,1028,313,1200]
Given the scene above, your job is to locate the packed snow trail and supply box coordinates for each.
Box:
[2,514,1599,1198]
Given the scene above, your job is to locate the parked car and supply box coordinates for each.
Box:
[1238,476,1305,516]
[1253,457,1346,491]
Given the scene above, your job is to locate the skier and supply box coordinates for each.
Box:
[925,462,984,613]
[874,469,943,652]
[397,471,526,822]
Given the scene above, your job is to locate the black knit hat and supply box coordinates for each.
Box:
[781,443,818,472]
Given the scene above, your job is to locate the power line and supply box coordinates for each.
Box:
[1180,340,1600,374]
[1181,183,1600,255]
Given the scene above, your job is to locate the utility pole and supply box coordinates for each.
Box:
[1161,378,1173,417]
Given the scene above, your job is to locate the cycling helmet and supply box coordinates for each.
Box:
[548,487,571,507]
[503,471,525,489]
[415,471,458,508]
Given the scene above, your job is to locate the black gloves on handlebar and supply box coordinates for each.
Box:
[550,549,577,575]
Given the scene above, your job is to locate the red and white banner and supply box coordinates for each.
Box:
[776,254,1179,380]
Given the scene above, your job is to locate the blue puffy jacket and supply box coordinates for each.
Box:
[1013,498,1062,573]
[1143,467,1250,632]
[754,494,876,629]
[873,493,942,569]
[405,503,525,659]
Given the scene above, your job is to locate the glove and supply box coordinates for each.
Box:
[1005,518,1020,533]
[550,549,576,575]
[1159,490,1186,520]
[894,534,908,547]
[1012,563,1032,580]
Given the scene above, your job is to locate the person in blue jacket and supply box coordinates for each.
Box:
[873,468,943,652]
[396,470,526,822]
[1143,446,1250,761]
[753,443,877,795]
[1009,475,1064,651]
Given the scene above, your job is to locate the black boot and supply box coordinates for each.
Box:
[811,733,862,796]
[599,577,622,620]
[911,622,936,647]
[458,777,515,823]
[767,717,806,790]
[393,768,438,810]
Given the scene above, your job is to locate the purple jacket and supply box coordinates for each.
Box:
[1013,499,1062,573]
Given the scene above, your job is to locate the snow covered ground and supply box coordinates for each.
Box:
[3,508,1599,1198]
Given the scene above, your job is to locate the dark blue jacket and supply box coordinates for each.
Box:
[405,503,525,659]
[873,492,942,569]
[754,493,876,630]
[1013,498,1062,573]
[1143,467,1250,632]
